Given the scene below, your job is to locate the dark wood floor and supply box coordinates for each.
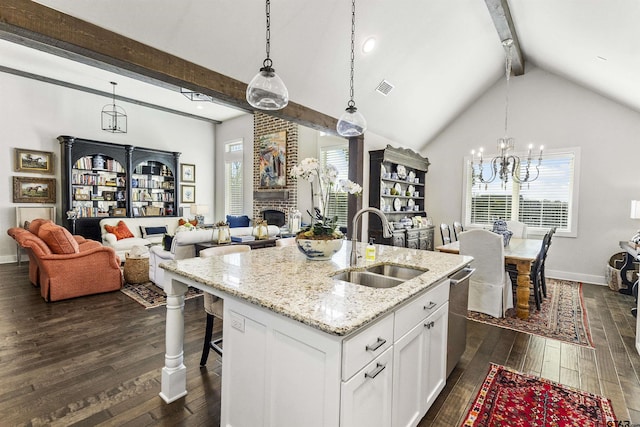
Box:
[1,263,638,426]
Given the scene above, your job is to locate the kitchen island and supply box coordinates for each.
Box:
[159,241,472,427]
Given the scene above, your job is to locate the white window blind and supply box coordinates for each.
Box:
[224,140,243,216]
[464,148,578,236]
[320,145,349,229]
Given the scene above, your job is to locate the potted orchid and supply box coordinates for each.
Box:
[289,157,362,259]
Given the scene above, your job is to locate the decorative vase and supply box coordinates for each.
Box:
[492,219,513,247]
[217,225,231,244]
[295,237,344,261]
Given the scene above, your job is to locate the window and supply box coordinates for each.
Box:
[463,147,580,237]
[224,140,243,216]
[320,144,349,229]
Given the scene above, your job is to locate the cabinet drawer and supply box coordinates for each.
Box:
[342,313,394,381]
[394,279,449,339]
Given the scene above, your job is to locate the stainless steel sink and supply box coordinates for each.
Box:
[364,263,427,280]
[331,263,426,289]
[331,270,405,289]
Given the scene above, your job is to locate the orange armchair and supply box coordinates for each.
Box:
[8,221,122,301]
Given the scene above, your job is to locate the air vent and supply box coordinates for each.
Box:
[376,79,394,96]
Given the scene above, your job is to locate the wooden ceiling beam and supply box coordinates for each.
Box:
[0,0,339,134]
[484,0,525,76]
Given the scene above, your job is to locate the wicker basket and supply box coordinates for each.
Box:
[124,253,150,284]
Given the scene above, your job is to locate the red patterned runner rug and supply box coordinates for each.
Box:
[461,364,617,426]
[467,278,594,348]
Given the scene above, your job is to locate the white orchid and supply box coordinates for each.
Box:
[289,157,362,238]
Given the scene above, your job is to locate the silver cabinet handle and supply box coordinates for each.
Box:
[365,337,387,352]
[364,363,386,379]
[424,321,435,329]
[423,301,437,310]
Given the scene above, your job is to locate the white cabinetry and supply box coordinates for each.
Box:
[221,279,450,427]
[392,281,449,427]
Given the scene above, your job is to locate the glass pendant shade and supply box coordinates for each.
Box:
[337,105,367,137]
[246,63,289,110]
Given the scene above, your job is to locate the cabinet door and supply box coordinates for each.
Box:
[406,238,419,249]
[341,348,393,427]
[422,303,448,411]
[392,321,426,427]
[391,231,406,247]
[393,302,449,427]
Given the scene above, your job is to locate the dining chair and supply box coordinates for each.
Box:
[459,229,513,318]
[539,227,556,297]
[505,220,528,238]
[440,223,452,245]
[452,221,464,241]
[198,244,252,366]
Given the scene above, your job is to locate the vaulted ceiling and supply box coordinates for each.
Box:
[2,0,640,152]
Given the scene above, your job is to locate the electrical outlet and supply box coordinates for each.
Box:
[230,312,245,333]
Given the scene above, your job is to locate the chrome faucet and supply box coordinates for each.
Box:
[351,207,393,266]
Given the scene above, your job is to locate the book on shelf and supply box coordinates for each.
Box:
[231,235,255,242]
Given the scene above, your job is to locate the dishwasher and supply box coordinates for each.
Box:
[447,267,474,377]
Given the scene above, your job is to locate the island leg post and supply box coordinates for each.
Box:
[160,277,189,403]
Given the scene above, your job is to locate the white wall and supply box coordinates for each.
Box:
[0,72,217,263]
[214,114,253,222]
[424,65,640,284]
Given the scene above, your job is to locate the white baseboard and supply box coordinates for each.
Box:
[546,269,607,286]
[0,255,19,264]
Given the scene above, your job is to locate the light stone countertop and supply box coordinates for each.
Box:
[161,241,473,336]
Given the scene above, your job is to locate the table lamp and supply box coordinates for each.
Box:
[631,200,640,244]
[191,204,209,227]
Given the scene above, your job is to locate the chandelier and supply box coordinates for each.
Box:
[101,81,127,133]
[471,39,543,188]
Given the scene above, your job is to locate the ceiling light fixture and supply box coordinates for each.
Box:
[337,0,367,137]
[181,88,214,102]
[246,0,288,110]
[101,81,127,133]
[362,37,376,54]
[470,39,543,188]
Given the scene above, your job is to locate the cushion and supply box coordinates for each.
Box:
[29,218,53,235]
[178,218,198,227]
[163,234,174,251]
[104,220,135,240]
[38,223,80,254]
[140,225,168,239]
[227,215,250,228]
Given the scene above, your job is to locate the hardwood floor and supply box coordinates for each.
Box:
[1,263,638,426]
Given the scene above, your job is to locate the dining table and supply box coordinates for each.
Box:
[436,237,543,320]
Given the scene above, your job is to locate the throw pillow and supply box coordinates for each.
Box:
[140,225,168,239]
[226,215,250,228]
[178,218,198,227]
[28,218,53,235]
[38,223,80,254]
[163,234,174,251]
[104,220,134,240]
[23,220,30,230]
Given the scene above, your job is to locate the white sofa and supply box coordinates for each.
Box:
[148,224,280,288]
[99,217,180,259]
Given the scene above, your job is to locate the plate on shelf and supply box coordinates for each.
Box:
[408,184,415,195]
[380,197,386,209]
[408,170,416,182]
[393,182,402,195]
[396,165,407,179]
[407,198,415,207]
[393,198,402,212]
[380,164,387,177]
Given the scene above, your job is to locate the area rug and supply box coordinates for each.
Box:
[121,282,203,309]
[467,279,594,348]
[461,363,617,426]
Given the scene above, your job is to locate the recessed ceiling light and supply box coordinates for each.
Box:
[362,37,376,54]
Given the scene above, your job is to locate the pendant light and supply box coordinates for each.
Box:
[337,0,367,137]
[246,0,289,110]
[101,81,127,133]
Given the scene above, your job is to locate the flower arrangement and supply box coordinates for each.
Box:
[289,157,362,240]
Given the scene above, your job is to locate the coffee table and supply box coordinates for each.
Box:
[195,238,278,256]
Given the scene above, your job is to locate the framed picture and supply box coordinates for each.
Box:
[13,176,56,203]
[258,130,287,188]
[181,163,195,182]
[181,185,196,203]
[112,208,126,217]
[14,148,54,174]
